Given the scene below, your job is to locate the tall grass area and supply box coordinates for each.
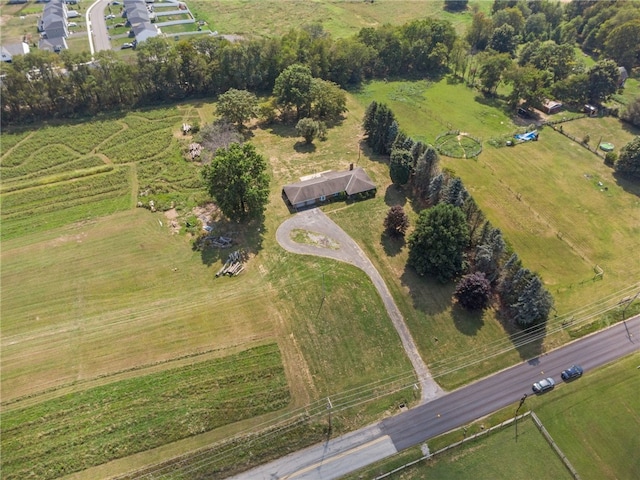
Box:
[1,344,289,480]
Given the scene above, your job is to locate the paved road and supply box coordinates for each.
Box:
[276,208,442,402]
[230,314,639,479]
[87,0,113,54]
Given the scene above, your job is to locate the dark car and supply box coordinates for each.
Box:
[561,365,583,381]
[517,107,533,118]
[532,377,555,394]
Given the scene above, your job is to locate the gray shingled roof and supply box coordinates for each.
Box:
[283,167,376,205]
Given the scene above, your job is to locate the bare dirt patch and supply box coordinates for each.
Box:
[164,208,180,234]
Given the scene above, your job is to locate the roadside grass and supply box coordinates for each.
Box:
[345,353,640,480]
[1,344,290,480]
[187,0,488,40]
[555,115,640,154]
[534,352,640,480]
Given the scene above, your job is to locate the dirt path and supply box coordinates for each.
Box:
[276,208,443,402]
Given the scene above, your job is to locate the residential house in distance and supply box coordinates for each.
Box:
[37,0,69,53]
[123,0,159,45]
[282,166,376,211]
[1,42,31,62]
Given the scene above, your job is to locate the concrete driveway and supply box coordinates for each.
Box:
[276,208,442,402]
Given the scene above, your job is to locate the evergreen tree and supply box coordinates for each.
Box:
[428,172,446,206]
[615,136,640,179]
[444,177,469,207]
[512,275,554,327]
[363,101,379,140]
[389,149,413,186]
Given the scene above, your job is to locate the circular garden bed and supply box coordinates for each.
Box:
[435,131,482,158]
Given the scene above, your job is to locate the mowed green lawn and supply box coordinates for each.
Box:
[353,79,640,315]
[347,353,640,480]
[535,352,640,480]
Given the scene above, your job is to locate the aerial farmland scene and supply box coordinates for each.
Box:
[1,1,639,479]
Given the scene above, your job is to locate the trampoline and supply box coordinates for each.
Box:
[600,142,614,152]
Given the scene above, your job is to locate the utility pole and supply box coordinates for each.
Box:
[327,397,333,435]
[514,394,527,442]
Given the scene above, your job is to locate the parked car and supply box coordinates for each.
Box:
[561,365,583,381]
[67,22,77,27]
[121,42,133,49]
[517,107,533,118]
[532,377,555,394]
[105,14,116,20]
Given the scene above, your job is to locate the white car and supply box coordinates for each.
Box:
[105,14,116,20]
[67,22,78,27]
[121,42,133,49]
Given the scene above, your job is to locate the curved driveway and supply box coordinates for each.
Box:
[276,207,442,402]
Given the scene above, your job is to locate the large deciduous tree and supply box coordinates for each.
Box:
[615,136,640,179]
[273,64,314,119]
[201,143,270,221]
[408,203,470,282]
[216,88,258,127]
[454,272,492,310]
[384,205,410,238]
[588,60,619,104]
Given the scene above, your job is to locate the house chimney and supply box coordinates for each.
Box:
[349,163,353,170]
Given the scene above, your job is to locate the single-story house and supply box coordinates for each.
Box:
[542,99,563,115]
[282,166,376,210]
[1,42,30,62]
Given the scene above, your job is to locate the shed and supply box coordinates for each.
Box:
[282,167,376,210]
[584,104,598,117]
[542,99,563,115]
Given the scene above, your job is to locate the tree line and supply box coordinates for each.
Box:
[3,0,639,126]
[369,101,554,329]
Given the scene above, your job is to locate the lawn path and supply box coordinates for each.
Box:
[276,208,443,402]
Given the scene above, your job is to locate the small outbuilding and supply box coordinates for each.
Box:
[282,166,376,211]
[542,99,563,115]
[584,104,598,117]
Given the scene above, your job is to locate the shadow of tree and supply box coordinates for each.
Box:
[451,303,484,336]
[496,309,546,360]
[266,123,299,138]
[399,264,453,317]
[384,184,407,207]
[294,141,316,153]
[195,214,266,267]
[381,232,405,257]
[613,171,640,197]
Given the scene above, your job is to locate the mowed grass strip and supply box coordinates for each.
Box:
[377,417,570,480]
[0,344,290,480]
[535,352,640,480]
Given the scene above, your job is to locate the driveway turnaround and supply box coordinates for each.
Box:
[276,207,443,402]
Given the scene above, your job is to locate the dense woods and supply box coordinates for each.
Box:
[2,0,639,125]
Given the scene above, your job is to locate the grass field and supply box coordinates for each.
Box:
[535,352,640,480]
[187,0,489,40]
[2,61,640,480]
[1,344,289,480]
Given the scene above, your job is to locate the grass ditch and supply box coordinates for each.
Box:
[0,344,289,480]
